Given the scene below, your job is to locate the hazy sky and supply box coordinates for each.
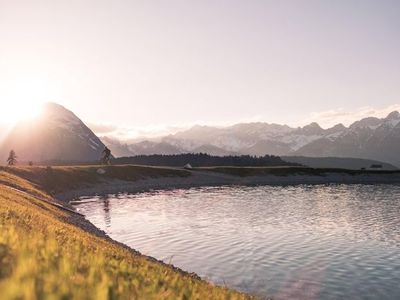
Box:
[1,0,399,138]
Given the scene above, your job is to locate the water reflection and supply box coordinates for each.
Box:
[101,196,111,228]
[74,184,400,300]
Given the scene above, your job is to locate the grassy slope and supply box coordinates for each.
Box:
[0,167,254,300]
[1,165,190,195]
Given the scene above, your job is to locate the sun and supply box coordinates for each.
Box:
[2,100,46,125]
[16,100,45,121]
[1,76,58,124]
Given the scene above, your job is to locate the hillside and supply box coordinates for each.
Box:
[0,166,254,300]
[2,165,190,195]
[0,103,106,164]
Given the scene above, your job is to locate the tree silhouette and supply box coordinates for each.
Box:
[7,150,17,166]
[113,153,300,167]
[101,147,112,165]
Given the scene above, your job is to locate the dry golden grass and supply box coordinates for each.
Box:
[0,167,255,300]
[1,165,190,195]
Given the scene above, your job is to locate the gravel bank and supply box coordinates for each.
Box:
[57,169,400,202]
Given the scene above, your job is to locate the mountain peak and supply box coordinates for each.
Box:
[326,123,346,134]
[40,102,82,126]
[0,102,105,163]
[299,122,324,135]
[349,117,381,129]
[306,122,322,129]
[385,111,400,120]
[42,102,73,115]
[331,123,346,130]
[43,101,63,108]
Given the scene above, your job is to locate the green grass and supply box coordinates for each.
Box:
[0,167,255,300]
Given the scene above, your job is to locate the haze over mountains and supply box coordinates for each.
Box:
[103,111,400,167]
[1,102,400,168]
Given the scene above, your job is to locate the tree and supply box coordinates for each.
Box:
[7,150,17,166]
[101,147,112,165]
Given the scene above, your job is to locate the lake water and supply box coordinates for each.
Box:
[73,185,400,300]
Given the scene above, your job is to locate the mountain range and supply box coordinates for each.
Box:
[1,102,399,168]
[103,111,400,167]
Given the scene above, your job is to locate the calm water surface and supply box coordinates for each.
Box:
[73,185,400,300]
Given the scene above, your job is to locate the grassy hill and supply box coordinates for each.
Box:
[1,165,190,195]
[0,166,255,300]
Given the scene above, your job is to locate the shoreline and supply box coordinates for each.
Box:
[1,168,257,299]
[4,165,398,298]
[56,168,400,299]
[57,169,400,202]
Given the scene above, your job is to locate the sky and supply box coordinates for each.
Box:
[1,0,399,139]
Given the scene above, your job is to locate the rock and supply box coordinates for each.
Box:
[97,168,106,175]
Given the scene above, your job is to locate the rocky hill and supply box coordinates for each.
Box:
[0,103,106,163]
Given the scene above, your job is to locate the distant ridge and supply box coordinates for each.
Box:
[3,102,399,167]
[104,111,400,167]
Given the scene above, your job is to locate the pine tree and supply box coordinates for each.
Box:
[7,150,17,166]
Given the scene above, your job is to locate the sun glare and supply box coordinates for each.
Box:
[17,100,45,121]
[3,100,46,125]
[1,76,58,125]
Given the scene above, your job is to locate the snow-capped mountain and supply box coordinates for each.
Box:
[121,122,334,156]
[295,111,400,165]
[3,102,398,166]
[119,111,400,166]
[0,102,106,163]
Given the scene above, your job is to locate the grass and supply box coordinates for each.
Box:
[1,165,190,195]
[195,166,400,177]
[0,166,255,300]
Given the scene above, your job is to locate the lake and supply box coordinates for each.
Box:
[72,184,400,299]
